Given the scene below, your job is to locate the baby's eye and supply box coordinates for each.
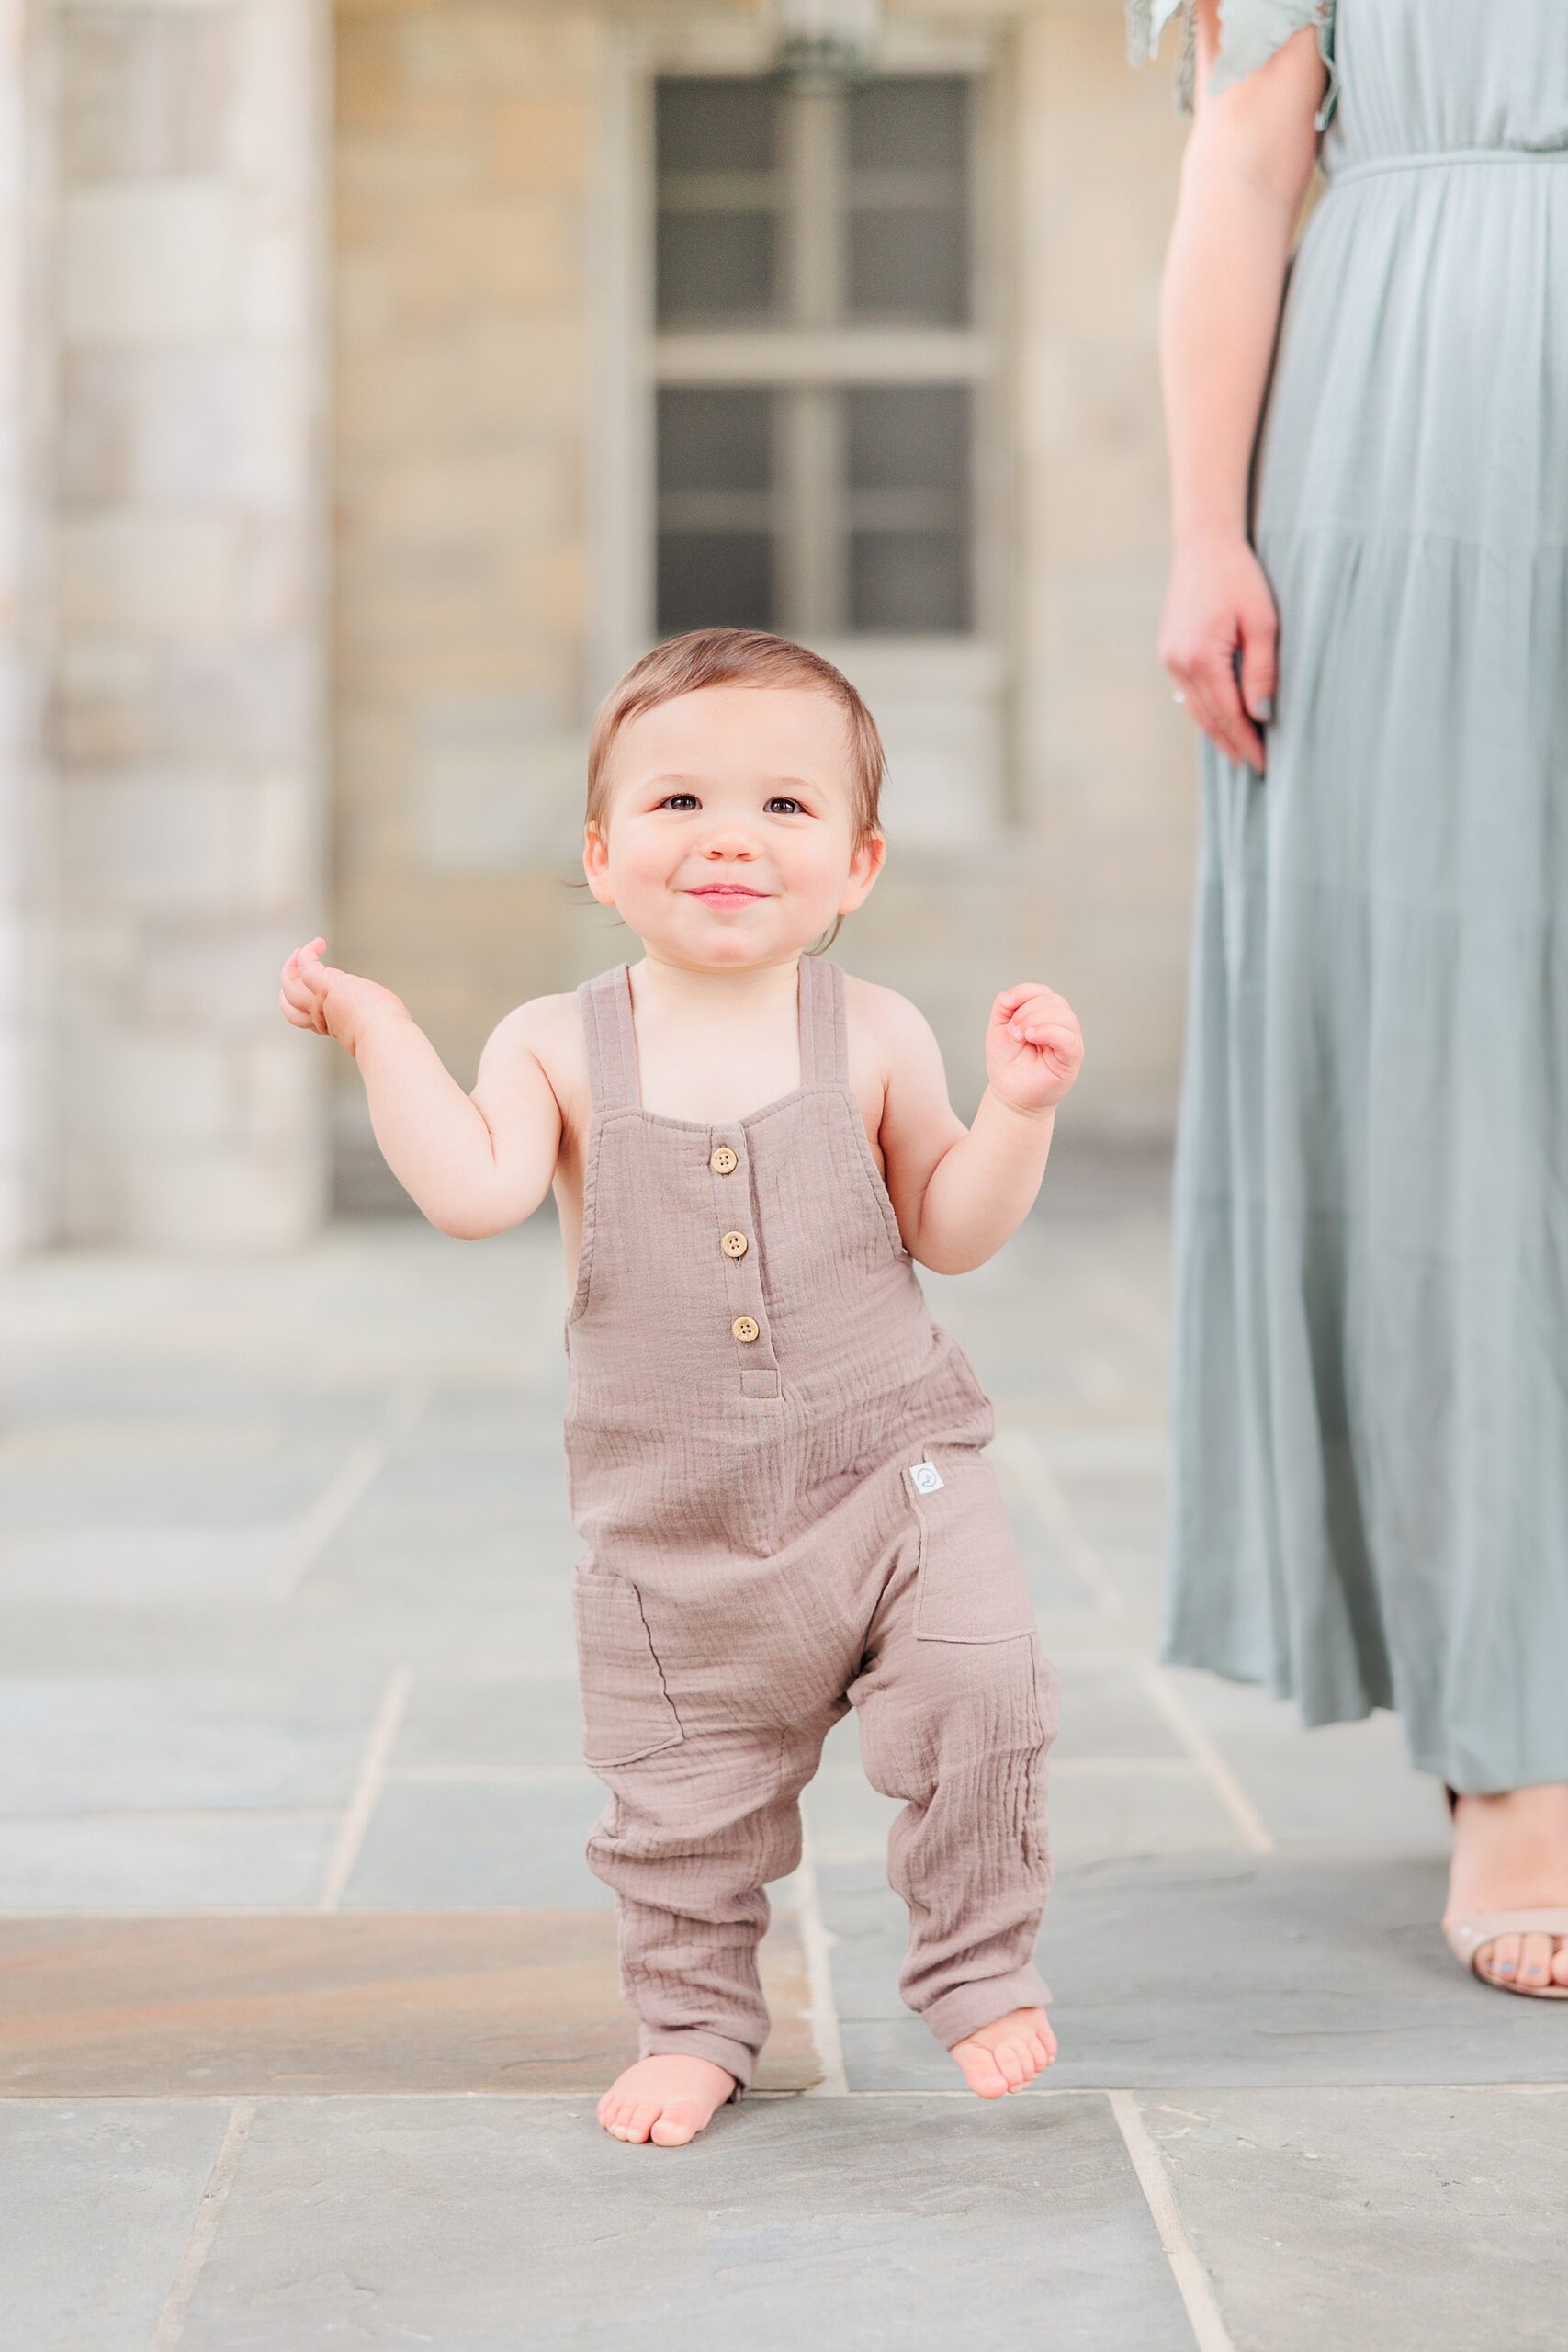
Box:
[657,792,700,810]
[766,796,806,816]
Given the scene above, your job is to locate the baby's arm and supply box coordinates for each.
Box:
[279,939,561,1239]
[877,983,1083,1275]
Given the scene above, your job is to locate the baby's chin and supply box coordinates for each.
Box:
[632,909,829,966]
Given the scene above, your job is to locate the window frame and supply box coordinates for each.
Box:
[590,14,1021,832]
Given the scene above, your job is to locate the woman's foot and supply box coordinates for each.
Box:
[948,2006,1057,2098]
[1445,1783,1568,1990]
[596,2054,737,2145]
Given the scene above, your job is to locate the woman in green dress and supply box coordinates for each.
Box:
[1131,0,1568,1995]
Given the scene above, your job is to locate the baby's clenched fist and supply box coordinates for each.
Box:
[985,983,1085,1117]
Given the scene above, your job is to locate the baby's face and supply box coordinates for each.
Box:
[585,684,885,966]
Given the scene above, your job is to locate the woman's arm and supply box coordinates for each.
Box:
[1156,0,1327,768]
[280,940,562,1239]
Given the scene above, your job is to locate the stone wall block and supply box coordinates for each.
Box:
[62,348,310,508]
[122,1143,324,1254]
[59,513,238,639]
[62,183,234,345]
[61,6,236,181]
[490,96,592,190]
[78,1027,238,1146]
[61,771,259,911]
[140,920,312,1035]
[159,641,314,763]
[400,6,598,98]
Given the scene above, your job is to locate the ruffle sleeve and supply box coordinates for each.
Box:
[1126,0,1338,132]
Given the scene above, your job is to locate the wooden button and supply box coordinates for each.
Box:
[710,1145,738,1174]
[732,1316,760,1343]
[721,1230,749,1259]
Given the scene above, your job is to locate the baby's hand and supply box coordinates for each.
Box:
[987,984,1084,1116]
[279,938,408,1058]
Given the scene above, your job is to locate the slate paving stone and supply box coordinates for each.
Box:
[818,1853,1568,2091]
[175,2094,1195,2352]
[0,1675,383,1813]
[1141,2086,1568,2352]
[341,1775,618,1909]
[0,1592,581,1677]
[1158,1668,1450,1851]
[1048,1761,1247,1861]
[0,2100,229,2352]
[307,1517,581,1601]
[1050,1668,1186,1761]
[0,1431,366,1530]
[0,1911,820,2096]
[0,1812,339,1913]
[0,1527,289,1603]
[389,1676,585,1771]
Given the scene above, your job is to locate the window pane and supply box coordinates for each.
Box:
[657,212,776,323]
[658,390,778,635]
[847,385,967,493]
[659,389,773,493]
[844,76,969,325]
[846,76,966,171]
[847,208,966,325]
[658,534,776,636]
[656,78,781,324]
[849,532,966,633]
[658,77,779,174]
[846,386,969,633]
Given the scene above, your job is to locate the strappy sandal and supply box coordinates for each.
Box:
[1441,1784,1568,1997]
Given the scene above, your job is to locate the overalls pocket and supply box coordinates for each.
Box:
[907,1444,1038,1644]
[570,1560,684,1767]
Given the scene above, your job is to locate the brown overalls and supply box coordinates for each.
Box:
[563,953,1058,2090]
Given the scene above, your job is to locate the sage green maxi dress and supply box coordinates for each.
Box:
[1130,0,1568,1790]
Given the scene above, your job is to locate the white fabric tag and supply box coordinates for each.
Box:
[908,1459,944,1494]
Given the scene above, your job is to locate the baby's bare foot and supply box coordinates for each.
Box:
[949,2006,1056,2099]
[596,2054,737,2146]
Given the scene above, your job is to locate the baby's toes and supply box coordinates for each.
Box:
[649,2102,705,2147]
[1551,1938,1568,1988]
[995,2040,1028,2091]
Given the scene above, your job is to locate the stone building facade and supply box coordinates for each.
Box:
[1,0,1193,1253]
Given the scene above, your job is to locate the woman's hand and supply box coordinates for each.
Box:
[987,984,1085,1116]
[1158,526,1279,772]
[279,938,408,1059]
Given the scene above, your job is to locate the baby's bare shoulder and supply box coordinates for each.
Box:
[474,990,587,1136]
[841,972,942,1075]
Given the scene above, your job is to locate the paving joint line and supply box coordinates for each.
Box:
[1108,2089,1235,2352]
[149,2098,255,2351]
[1138,1663,1275,1853]
[795,1813,849,2097]
[271,1380,428,1603]
[990,1426,1123,1617]
[318,1666,413,1911]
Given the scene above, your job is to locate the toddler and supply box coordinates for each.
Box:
[279,628,1084,2148]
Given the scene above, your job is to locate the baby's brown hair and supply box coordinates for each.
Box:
[578,628,886,953]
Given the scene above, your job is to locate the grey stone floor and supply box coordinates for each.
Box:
[3,1146,1565,2351]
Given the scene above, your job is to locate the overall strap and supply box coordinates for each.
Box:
[799,954,850,1091]
[578,963,641,1114]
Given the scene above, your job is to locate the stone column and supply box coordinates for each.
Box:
[0,0,56,1256]
[55,0,330,1248]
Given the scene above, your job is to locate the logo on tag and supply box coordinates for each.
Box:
[908,1459,944,1495]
